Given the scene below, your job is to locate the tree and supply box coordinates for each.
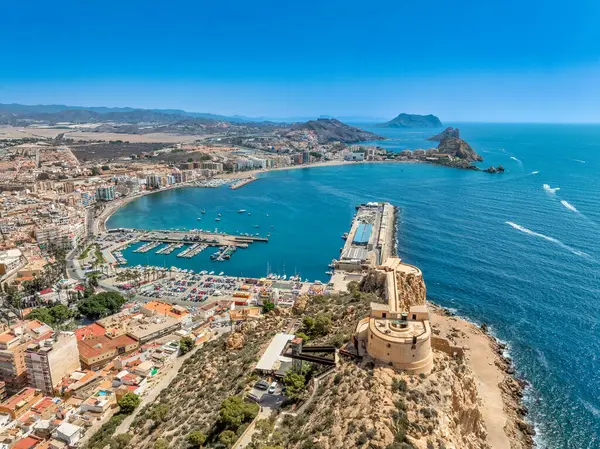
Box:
[187,431,207,447]
[219,396,259,430]
[313,314,332,336]
[219,430,237,448]
[78,291,126,319]
[149,403,170,422]
[262,301,275,314]
[302,316,314,333]
[111,433,133,449]
[91,166,101,176]
[37,172,50,180]
[118,392,140,414]
[283,372,306,400]
[25,304,74,327]
[295,332,310,343]
[187,158,194,163]
[101,165,110,171]
[179,336,195,355]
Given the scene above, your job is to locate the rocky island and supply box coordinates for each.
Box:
[376,113,443,128]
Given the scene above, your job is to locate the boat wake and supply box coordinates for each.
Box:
[510,156,522,163]
[573,159,586,164]
[560,200,579,213]
[505,221,591,258]
[543,184,560,194]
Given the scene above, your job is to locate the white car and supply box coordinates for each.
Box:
[268,382,277,394]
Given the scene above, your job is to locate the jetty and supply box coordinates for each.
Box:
[230,177,257,190]
[333,202,396,272]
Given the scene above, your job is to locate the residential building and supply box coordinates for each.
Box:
[95,185,115,201]
[24,332,81,395]
[53,422,82,446]
[140,301,191,325]
[77,332,138,370]
[35,222,86,250]
[0,387,43,419]
[80,191,96,207]
[0,321,53,393]
[0,249,25,276]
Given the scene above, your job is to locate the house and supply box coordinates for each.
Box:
[53,422,82,446]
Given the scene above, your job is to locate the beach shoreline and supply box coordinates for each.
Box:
[430,303,534,449]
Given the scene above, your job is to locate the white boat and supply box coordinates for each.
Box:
[326,270,333,275]
[238,209,246,213]
[215,218,221,221]
[219,271,224,276]
[209,271,215,275]
[197,218,202,220]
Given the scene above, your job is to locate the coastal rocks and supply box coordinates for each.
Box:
[483,165,505,173]
[427,126,460,142]
[437,134,483,163]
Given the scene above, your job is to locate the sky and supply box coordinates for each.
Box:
[1,0,600,122]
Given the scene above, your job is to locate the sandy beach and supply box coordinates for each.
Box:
[430,304,533,449]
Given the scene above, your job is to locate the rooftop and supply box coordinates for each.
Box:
[255,333,294,371]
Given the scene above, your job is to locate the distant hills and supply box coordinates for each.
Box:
[289,118,384,144]
[376,113,442,128]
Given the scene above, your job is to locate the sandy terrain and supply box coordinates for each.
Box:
[430,304,530,449]
[0,126,210,143]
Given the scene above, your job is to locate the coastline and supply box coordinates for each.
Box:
[97,160,377,232]
[430,304,534,449]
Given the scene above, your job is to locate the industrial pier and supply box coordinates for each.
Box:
[334,202,396,272]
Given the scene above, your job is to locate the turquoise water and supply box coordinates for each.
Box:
[108,123,600,448]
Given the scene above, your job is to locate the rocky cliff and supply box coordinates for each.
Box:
[437,135,483,162]
[396,270,427,310]
[376,113,443,128]
[426,126,460,141]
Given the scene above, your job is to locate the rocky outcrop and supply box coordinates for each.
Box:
[427,126,460,141]
[376,113,443,128]
[437,134,483,162]
[396,270,427,309]
[483,165,505,173]
[225,332,245,350]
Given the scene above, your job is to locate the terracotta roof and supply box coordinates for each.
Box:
[77,334,137,359]
[74,323,105,341]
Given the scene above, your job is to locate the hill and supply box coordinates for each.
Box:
[434,129,483,162]
[289,118,384,144]
[426,126,460,141]
[376,113,442,128]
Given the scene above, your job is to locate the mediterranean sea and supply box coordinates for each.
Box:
[108,123,600,449]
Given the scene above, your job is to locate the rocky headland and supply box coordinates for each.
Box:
[426,126,460,142]
[376,113,443,128]
[288,118,385,144]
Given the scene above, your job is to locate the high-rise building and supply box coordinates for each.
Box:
[24,332,80,395]
[96,185,115,201]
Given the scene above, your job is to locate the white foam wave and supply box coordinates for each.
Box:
[531,170,539,175]
[543,184,560,194]
[560,200,579,213]
[505,221,591,258]
[510,156,521,162]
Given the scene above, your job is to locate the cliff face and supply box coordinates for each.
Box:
[396,270,427,310]
[427,126,460,141]
[437,135,483,162]
[376,113,443,128]
[277,358,489,449]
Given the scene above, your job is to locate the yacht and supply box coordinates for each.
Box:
[197,217,202,220]
[201,209,206,214]
[238,209,247,213]
[215,218,221,222]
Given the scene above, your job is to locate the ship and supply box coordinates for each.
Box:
[238,209,247,213]
[215,218,221,221]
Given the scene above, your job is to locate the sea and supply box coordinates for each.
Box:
[107,123,600,449]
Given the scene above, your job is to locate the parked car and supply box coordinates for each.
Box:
[268,381,277,394]
[255,380,269,390]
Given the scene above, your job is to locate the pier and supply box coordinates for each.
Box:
[230,177,257,190]
[334,202,396,272]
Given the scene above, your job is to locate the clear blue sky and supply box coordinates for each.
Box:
[1,0,599,122]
